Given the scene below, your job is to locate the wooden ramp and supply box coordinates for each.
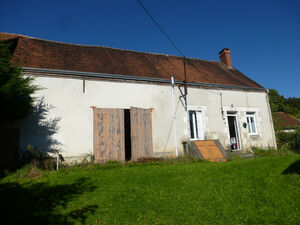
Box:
[189,140,228,162]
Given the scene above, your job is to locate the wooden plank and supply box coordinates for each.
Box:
[93,108,125,163]
[194,140,227,162]
[130,107,153,161]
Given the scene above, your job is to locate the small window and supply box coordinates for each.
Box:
[246,112,257,135]
[189,110,204,140]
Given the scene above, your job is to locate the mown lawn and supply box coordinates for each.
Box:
[1,155,300,225]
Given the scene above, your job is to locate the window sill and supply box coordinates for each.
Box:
[248,134,261,140]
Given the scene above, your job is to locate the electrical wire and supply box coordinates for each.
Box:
[136,0,188,97]
[136,0,185,58]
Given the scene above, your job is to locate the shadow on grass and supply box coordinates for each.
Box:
[0,178,98,225]
[282,160,300,175]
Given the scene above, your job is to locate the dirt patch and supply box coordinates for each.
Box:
[26,167,42,179]
[137,157,164,163]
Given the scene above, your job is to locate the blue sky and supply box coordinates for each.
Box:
[1,0,299,97]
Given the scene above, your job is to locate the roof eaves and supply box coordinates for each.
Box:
[23,67,267,92]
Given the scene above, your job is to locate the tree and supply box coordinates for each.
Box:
[286,97,300,118]
[269,89,300,151]
[268,89,298,116]
[0,42,39,122]
[268,89,287,112]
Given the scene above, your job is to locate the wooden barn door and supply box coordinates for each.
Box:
[130,107,153,161]
[93,108,125,163]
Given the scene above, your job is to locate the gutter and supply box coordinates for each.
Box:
[22,67,266,92]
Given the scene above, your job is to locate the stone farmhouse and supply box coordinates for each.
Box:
[0,33,277,162]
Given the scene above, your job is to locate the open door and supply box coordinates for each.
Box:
[130,107,153,161]
[227,114,241,150]
[93,108,125,163]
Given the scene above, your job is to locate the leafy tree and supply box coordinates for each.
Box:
[268,89,286,112]
[286,97,300,110]
[269,89,300,151]
[268,89,299,116]
[0,42,39,122]
[286,97,300,117]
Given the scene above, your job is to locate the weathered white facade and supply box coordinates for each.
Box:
[0,33,277,161]
[18,70,276,160]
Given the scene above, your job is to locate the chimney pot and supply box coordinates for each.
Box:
[219,48,232,67]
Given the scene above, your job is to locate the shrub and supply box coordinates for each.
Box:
[275,127,300,152]
[21,145,55,170]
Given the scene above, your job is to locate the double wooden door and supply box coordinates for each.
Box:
[93,107,153,163]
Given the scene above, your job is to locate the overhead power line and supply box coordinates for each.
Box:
[136,0,185,58]
[136,0,188,97]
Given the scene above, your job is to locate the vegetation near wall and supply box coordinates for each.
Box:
[0,42,39,122]
[274,126,300,152]
[268,89,300,118]
[0,42,40,171]
[268,89,300,151]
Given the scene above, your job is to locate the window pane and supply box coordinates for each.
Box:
[250,117,256,133]
[196,111,203,140]
[246,112,257,134]
[247,117,251,133]
[193,113,199,139]
[189,112,195,139]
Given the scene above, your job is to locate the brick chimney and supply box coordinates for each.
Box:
[219,48,232,67]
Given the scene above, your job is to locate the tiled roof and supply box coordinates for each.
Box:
[273,112,300,129]
[0,32,263,89]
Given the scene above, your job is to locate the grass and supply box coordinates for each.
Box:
[1,154,300,225]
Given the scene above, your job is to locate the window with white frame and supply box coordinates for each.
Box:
[189,110,204,140]
[246,112,257,134]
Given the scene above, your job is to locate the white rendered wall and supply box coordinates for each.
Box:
[18,74,276,158]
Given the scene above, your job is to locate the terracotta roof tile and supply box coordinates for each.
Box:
[0,32,263,89]
[273,112,300,129]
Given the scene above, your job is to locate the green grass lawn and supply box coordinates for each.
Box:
[1,155,300,225]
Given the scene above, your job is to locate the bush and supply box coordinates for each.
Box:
[276,127,300,152]
[20,145,56,170]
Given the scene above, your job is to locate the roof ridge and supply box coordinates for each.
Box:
[0,32,220,63]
